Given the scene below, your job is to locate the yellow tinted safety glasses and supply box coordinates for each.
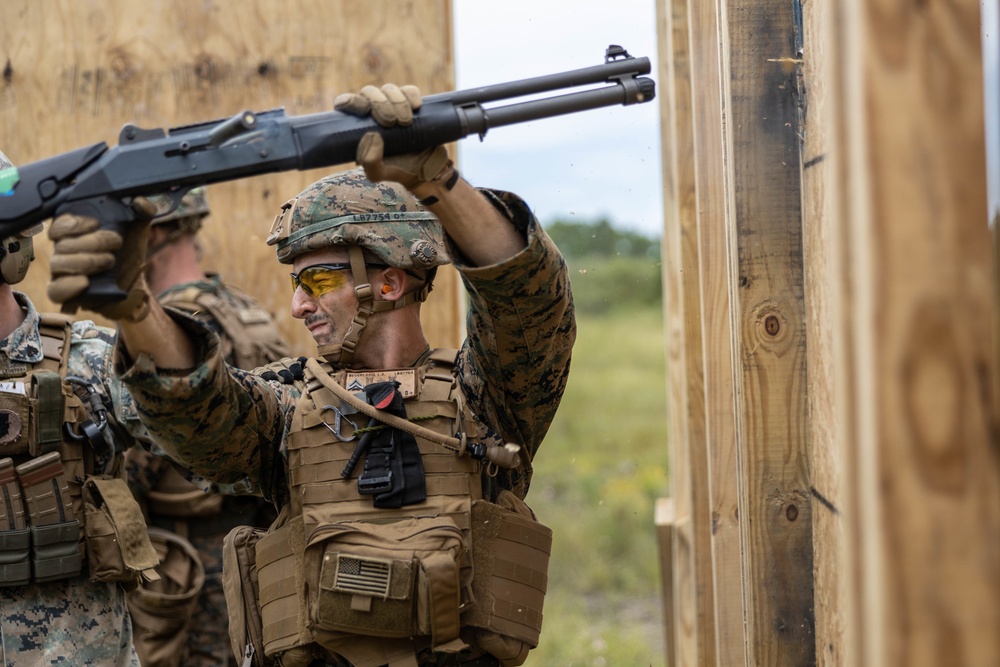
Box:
[290,263,353,297]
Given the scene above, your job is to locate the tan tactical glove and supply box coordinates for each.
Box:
[334,83,456,192]
[48,198,156,322]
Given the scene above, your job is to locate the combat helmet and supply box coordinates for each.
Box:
[143,187,211,258]
[0,149,43,285]
[147,187,211,231]
[266,168,450,365]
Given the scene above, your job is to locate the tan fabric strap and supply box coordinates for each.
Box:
[299,475,470,504]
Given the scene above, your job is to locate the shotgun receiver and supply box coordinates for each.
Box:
[0,45,654,306]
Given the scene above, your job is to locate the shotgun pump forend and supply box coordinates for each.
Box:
[0,45,655,307]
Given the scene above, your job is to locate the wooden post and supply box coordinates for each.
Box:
[658,0,721,663]
[660,0,1000,663]
[829,0,1000,665]
[661,0,815,662]
[800,0,846,664]
[655,497,677,664]
[0,0,462,351]
[721,0,814,663]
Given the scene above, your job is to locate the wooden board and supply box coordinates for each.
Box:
[830,0,1000,664]
[0,0,462,352]
[722,0,814,663]
[659,0,726,662]
[800,0,846,664]
[686,0,749,663]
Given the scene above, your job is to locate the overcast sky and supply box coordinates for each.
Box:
[453,0,1000,233]
[452,0,663,236]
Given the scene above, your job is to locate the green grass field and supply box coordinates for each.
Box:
[522,304,670,666]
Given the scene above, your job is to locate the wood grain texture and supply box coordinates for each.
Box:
[832,0,1000,664]
[800,0,846,664]
[0,0,462,352]
[722,0,814,663]
[685,0,749,663]
[659,0,719,662]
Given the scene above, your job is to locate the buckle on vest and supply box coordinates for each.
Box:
[357,471,393,495]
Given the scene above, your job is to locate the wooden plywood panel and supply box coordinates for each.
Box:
[0,0,462,352]
[831,0,1000,665]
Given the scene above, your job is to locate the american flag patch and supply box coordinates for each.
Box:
[332,554,392,597]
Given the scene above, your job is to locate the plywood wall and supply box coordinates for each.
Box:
[0,0,462,352]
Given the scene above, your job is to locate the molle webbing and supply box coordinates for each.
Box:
[466,496,551,646]
[0,314,72,459]
[288,356,482,530]
[0,314,150,587]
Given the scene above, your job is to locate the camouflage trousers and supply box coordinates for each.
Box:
[0,574,141,666]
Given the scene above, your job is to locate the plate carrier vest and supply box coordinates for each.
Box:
[0,313,157,587]
[225,350,552,667]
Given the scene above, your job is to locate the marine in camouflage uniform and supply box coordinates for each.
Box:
[46,84,575,667]
[124,179,570,498]
[125,188,288,667]
[0,149,150,666]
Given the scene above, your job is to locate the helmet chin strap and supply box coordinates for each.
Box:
[318,246,433,368]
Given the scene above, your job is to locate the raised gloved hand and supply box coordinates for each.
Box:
[334,83,423,127]
[47,198,156,322]
[334,83,456,193]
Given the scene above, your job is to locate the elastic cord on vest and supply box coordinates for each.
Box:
[304,357,522,472]
[417,168,460,207]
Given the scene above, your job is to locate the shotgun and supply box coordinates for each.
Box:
[0,45,654,306]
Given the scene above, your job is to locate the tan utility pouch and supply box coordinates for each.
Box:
[255,518,304,659]
[303,516,466,648]
[127,528,205,667]
[84,476,160,585]
[223,524,270,667]
[465,491,552,667]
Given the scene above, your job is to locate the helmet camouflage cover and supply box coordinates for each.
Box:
[266,168,449,271]
[147,187,211,227]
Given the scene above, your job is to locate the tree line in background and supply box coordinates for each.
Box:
[545,218,663,315]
